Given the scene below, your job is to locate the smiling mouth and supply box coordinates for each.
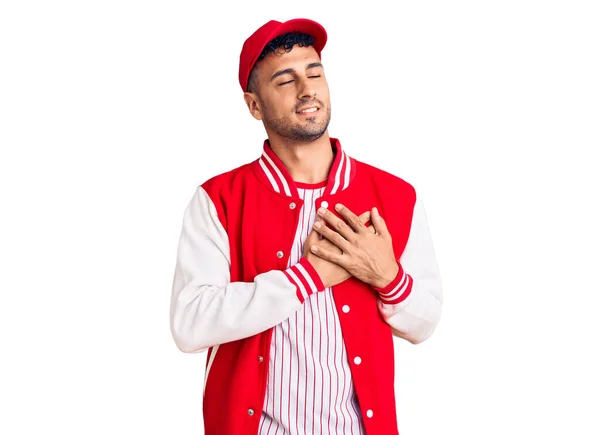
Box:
[297,107,320,115]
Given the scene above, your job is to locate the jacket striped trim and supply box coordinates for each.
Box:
[255,138,356,197]
[283,257,326,303]
[328,148,352,195]
[374,262,414,305]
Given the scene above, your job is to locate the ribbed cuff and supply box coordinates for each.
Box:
[373,262,413,305]
[283,257,326,303]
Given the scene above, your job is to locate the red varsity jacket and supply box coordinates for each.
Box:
[170,137,443,434]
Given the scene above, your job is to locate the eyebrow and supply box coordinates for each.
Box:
[270,62,324,82]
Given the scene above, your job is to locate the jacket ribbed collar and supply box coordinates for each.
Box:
[252,137,356,199]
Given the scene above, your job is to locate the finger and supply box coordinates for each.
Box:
[316,207,357,241]
[306,219,325,245]
[306,227,319,243]
[314,216,325,240]
[358,210,375,234]
[371,207,390,238]
[316,237,344,253]
[313,220,351,252]
[310,244,348,267]
[303,229,320,254]
[358,210,371,224]
[334,203,368,234]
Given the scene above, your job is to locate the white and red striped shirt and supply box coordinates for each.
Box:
[259,184,365,435]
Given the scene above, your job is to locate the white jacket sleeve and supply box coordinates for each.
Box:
[377,193,443,344]
[170,186,325,353]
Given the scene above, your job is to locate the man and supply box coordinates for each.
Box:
[170,18,443,435]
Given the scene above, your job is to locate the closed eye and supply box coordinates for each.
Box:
[278,80,294,86]
[309,75,321,78]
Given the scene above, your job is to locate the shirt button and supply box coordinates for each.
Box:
[257,356,264,363]
[354,356,362,365]
[276,251,284,258]
[247,408,255,416]
[342,305,350,313]
[321,200,329,209]
[366,409,374,418]
[289,202,296,209]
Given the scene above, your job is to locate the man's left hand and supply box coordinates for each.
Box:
[310,204,399,288]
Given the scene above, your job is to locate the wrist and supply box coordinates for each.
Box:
[372,262,400,288]
[372,261,413,305]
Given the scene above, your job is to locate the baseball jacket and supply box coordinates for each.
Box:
[170,137,443,434]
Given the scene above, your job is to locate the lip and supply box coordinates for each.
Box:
[296,106,320,116]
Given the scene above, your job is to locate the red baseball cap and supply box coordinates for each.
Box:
[238,18,328,93]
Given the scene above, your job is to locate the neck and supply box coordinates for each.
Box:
[266,133,334,184]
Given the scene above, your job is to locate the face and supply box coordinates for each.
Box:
[244,45,331,142]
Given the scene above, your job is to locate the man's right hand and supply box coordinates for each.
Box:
[303,210,373,288]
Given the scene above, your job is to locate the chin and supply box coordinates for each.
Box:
[292,126,328,141]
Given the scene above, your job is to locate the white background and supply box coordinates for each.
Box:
[1,0,599,434]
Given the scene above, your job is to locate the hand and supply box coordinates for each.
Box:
[310,204,399,288]
[303,210,374,288]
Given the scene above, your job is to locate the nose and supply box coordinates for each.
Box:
[297,76,317,100]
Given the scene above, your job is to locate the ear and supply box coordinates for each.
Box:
[243,92,263,121]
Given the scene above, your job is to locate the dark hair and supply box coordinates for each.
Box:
[247,32,316,93]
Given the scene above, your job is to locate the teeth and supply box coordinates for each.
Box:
[300,107,318,113]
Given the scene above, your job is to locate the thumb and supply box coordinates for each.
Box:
[371,207,390,237]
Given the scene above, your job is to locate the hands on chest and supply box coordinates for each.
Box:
[303,203,399,289]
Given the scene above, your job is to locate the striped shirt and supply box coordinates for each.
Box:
[258,184,365,435]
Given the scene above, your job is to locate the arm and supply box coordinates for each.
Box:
[170,186,325,353]
[375,193,443,344]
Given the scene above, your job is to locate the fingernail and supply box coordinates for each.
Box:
[311,245,318,252]
[313,221,321,229]
[335,204,342,211]
[317,207,326,215]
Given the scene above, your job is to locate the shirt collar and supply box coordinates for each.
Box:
[253,137,356,198]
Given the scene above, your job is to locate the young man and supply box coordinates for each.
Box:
[170,18,443,435]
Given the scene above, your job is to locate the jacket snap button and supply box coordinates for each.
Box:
[366,409,374,418]
[276,251,284,258]
[247,408,254,416]
[289,202,296,209]
[342,305,350,313]
[321,200,329,209]
[257,356,264,363]
[354,356,362,365]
